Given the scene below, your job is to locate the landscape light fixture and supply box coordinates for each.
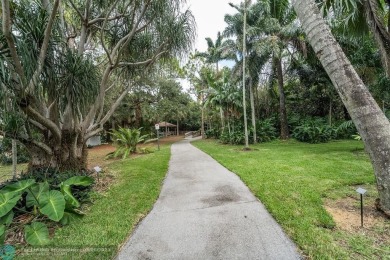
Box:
[94,166,102,182]
[356,187,367,227]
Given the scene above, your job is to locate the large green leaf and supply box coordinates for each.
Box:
[60,184,80,208]
[59,210,83,225]
[1,179,36,194]
[0,210,14,226]
[0,193,21,218]
[0,225,5,244]
[63,176,94,186]
[26,182,49,208]
[39,190,65,222]
[24,222,50,246]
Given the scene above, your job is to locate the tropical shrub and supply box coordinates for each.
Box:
[218,130,245,145]
[110,127,148,159]
[256,118,278,142]
[292,118,336,143]
[0,176,94,245]
[336,120,357,139]
[205,128,220,139]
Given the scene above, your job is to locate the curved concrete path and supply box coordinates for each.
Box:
[117,139,301,260]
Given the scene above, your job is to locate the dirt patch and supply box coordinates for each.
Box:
[325,197,389,231]
[86,135,185,168]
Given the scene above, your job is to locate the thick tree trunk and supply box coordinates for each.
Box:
[275,57,289,140]
[26,130,88,172]
[293,0,390,215]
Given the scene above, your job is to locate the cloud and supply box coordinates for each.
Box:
[186,0,242,52]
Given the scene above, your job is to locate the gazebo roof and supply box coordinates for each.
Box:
[157,121,176,127]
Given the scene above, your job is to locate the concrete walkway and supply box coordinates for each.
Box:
[117,139,301,260]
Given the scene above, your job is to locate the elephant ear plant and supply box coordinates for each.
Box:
[0,176,93,245]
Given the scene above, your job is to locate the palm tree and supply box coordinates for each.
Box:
[292,0,390,216]
[196,32,225,72]
[321,0,390,76]
[196,32,230,131]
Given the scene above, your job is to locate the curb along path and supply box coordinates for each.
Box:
[117,139,301,260]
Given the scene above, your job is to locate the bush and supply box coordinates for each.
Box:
[10,168,95,205]
[218,130,245,145]
[110,127,148,159]
[336,120,357,139]
[0,169,94,245]
[292,118,337,143]
[256,118,278,142]
[205,128,220,139]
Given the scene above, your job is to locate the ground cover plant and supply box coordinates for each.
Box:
[193,139,389,259]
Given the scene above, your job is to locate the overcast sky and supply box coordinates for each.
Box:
[186,0,242,52]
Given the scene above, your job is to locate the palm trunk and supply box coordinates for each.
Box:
[220,107,225,131]
[249,77,257,143]
[275,57,289,140]
[329,100,332,126]
[293,0,390,215]
[201,106,205,138]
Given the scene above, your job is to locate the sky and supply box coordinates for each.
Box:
[179,0,241,91]
[186,0,242,52]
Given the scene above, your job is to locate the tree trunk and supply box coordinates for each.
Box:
[220,107,225,131]
[201,106,205,138]
[293,0,390,215]
[275,57,289,140]
[329,100,332,126]
[27,130,88,171]
[12,139,17,178]
[249,77,257,143]
[177,119,179,136]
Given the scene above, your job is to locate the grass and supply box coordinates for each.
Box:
[0,163,27,182]
[193,139,389,259]
[16,144,172,260]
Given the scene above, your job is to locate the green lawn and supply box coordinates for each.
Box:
[16,145,171,259]
[0,163,27,183]
[193,139,390,259]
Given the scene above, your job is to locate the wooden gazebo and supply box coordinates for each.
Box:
[157,121,178,136]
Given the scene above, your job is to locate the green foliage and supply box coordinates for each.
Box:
[110,127,149,159]
[292,124,334,144]
[219,130,245,145]
[24,222,50,246]
[0,173,93,245]
[336,120,357,139]
[205,128,220,139]
[256,118,278,142]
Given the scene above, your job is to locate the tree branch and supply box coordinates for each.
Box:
[26,0,61,94]
[67,0,85,22]
[25,106,61,141]
[2,0,26,87]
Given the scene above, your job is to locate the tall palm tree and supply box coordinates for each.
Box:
[196,32,224,72]
[292,0,390,216]
[224,0,300,140]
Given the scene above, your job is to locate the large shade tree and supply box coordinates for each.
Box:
[292,0,390,215]
[0,0,195,171]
